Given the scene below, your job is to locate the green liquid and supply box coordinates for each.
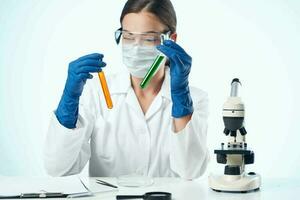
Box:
[140,55,165,89]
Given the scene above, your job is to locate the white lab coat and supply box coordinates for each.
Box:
[44,68,209,179]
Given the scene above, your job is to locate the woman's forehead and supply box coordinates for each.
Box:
[122,12,167,33]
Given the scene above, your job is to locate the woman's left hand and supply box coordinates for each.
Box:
[157,40,194,118]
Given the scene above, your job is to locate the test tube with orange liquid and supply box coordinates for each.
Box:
[98,71,113,109]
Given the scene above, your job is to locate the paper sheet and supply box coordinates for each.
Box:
[0,175,88,197]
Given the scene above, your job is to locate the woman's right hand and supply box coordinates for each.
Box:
[55,53,106,129]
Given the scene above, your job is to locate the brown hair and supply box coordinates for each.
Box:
[120,0,177,33]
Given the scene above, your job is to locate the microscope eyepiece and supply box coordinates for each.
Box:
[230,78,242,97]
[231,78,241,84]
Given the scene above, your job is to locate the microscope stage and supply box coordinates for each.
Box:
[214,149,253,155]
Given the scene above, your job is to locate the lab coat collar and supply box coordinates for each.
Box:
[109,67,171,121]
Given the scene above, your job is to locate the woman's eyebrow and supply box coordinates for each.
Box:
[144,30,160,33]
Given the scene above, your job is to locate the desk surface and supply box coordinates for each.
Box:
[5,176,293,199]
[71,177,300,200]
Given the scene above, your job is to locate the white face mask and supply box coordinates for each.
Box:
[122,44,160,78]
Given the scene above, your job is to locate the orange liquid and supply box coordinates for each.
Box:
[98,71,113,109]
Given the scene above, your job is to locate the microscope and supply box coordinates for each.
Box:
[208,78,261,193]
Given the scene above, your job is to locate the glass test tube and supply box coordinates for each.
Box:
[98,71,113,109]
[140,34,170,89]
[140,54,166,89]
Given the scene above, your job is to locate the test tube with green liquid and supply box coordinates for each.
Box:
[140,34,170,89]
[140,53,166,89]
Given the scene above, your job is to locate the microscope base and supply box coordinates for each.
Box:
[208,172,261,193]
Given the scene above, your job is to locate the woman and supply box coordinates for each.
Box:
[44,0,209,179]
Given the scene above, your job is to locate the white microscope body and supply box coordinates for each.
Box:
[208,78,261,193]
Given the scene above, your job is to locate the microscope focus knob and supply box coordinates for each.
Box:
[217,154,227,164]
[245,152,255,164]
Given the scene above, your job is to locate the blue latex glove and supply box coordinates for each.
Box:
[157,40,194,118]
[55,53,106,129]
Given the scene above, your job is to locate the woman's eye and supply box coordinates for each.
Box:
[142,36,160,43]
[123,36,135,40]
[145,38,156,42]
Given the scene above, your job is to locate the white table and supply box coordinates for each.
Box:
[74,177,300,200]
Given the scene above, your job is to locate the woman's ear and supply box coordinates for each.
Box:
[170,32,177,41]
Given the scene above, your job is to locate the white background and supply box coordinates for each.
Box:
[0,0,299,178]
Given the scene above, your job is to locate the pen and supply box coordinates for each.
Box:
[20,192,68,198]
[96,179,118,189]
